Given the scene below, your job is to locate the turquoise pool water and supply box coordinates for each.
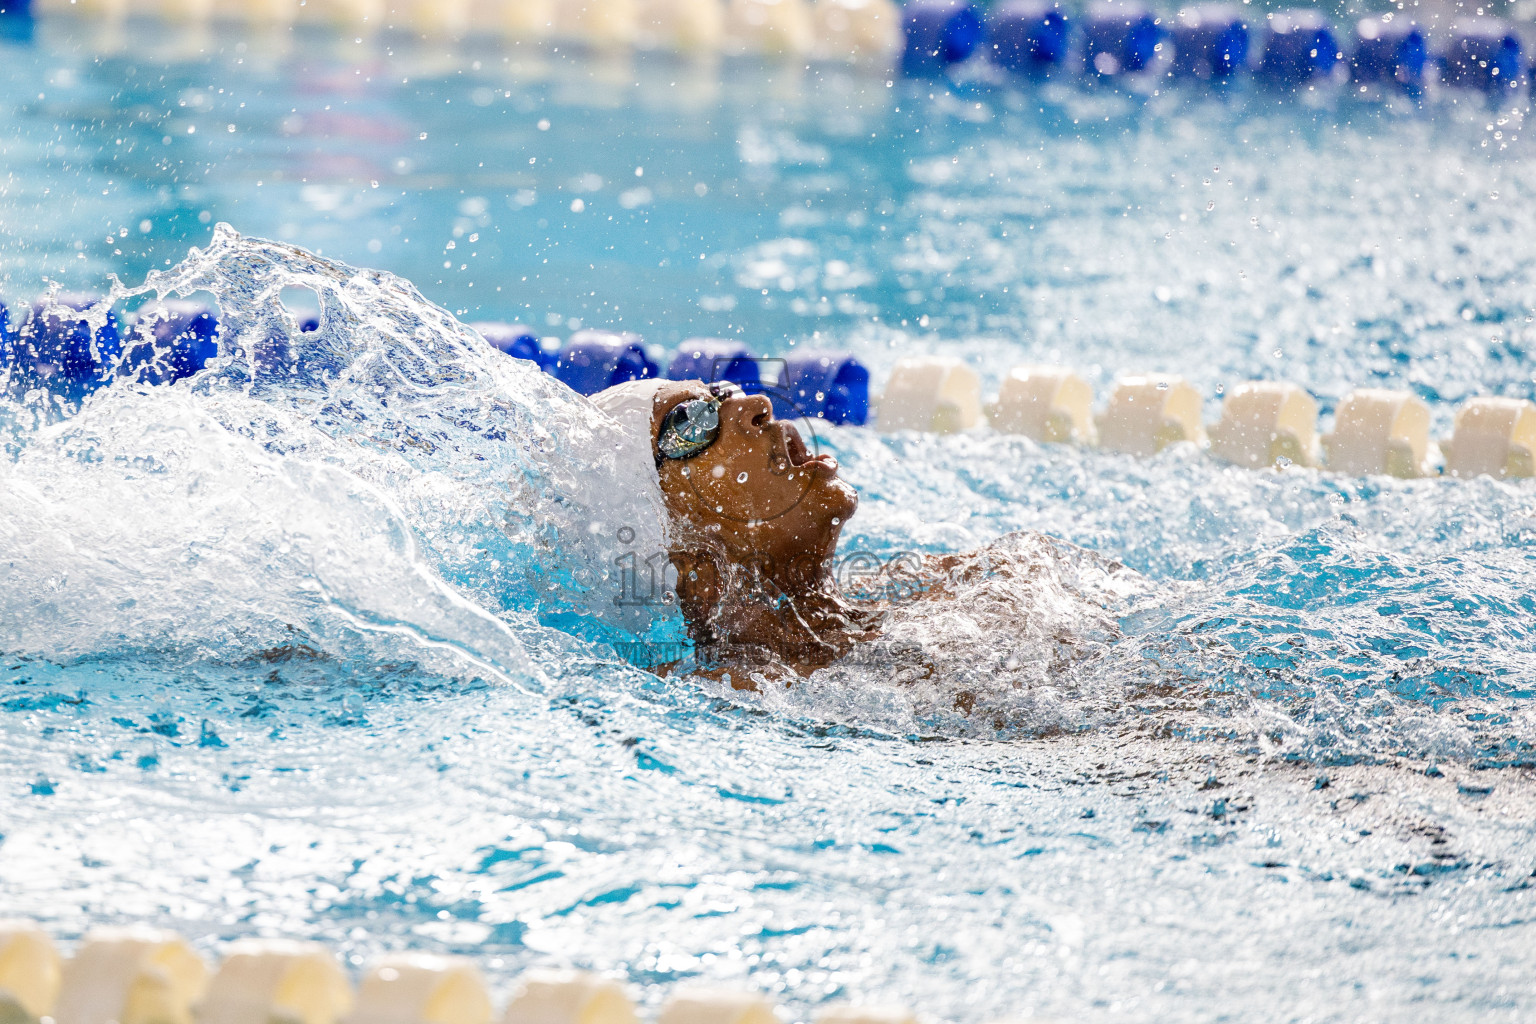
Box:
[3,15,1536,1023]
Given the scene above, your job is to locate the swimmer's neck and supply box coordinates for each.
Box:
[670,546,873,675]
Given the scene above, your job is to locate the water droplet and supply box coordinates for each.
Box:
[711,464,726,479]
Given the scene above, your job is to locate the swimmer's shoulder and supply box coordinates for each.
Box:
[896,530,1138,606]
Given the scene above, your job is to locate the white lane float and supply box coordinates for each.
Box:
[812,0,902,62]
[816,1006,917,1024]
[989,364,1096,444]
[54,929,208,1024]
[294,0,386,27]
[134,0,215,20]
[197,940,353,1024]
[876,355,982,433]
[554,0,641,48]
[495,0,558,40]
[500,969,638,1024]
[656,990,779,1024]
[349,955,493,1024]
[211,0,298,23]
[1207,380,1319,469]
[32,0,131,17]
[638,0,725,52]
[726,0,814,56]
[1321,387,1431,478]
[0,921,62,1024]
[389,0,474,37]
[1441,396,1536,480]
[1095,373,1205,457]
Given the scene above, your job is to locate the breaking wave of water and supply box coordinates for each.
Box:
[0,225,673,686]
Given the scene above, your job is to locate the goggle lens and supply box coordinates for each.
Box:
[657,383,739,461]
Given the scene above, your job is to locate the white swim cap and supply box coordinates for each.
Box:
[591,378,671,454]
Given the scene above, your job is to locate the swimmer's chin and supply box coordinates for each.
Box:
[829,477,858,519]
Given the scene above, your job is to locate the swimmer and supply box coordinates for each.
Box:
[593,378,1134,689]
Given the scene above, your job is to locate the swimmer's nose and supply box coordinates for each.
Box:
[724,394,775,435]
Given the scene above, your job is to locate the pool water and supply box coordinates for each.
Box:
[3,15,1536,1024]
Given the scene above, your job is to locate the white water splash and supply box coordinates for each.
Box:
[0,225,674,682]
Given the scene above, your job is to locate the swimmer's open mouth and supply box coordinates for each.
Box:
[779,420,839,476]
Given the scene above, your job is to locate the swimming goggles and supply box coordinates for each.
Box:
[657,382,741,462]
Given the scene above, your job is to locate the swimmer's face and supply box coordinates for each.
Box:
[652,381,858,581]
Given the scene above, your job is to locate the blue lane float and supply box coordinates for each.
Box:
[1169,5,1248,80]
[551,329,658,396]
[1439,18,1522,94]
[0,0,32,40]
[475,321,553,371]
[0,301,11,375]
[1351,17,1426,89]
[1081,1,1160,76]
[125,301,220,385]
[10,294,122,396]
[901,0,984,75]
[772,351,870,426]
[987,0,1072,77]
[667,339,762,390]
[1258,9,1340,86]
